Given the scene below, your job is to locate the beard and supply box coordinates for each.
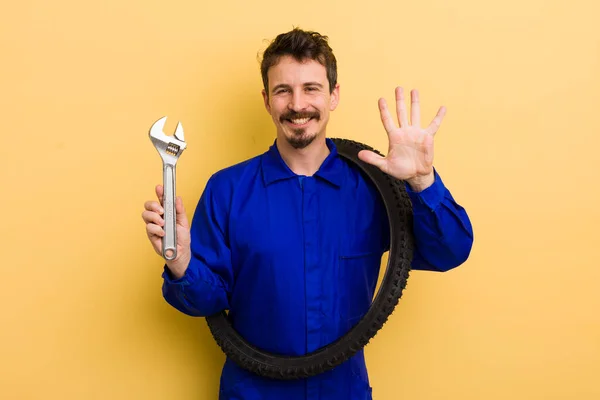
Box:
[280,110,321,149]
[287,128,317,149]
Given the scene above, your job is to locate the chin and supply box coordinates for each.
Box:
[288,137,314,149]
[286,130,320,149]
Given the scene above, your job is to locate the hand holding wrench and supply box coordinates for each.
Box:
[149,116,187,260]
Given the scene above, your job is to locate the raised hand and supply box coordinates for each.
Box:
[358,87,446,192]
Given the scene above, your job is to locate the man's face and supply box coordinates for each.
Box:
[262,55,339,149]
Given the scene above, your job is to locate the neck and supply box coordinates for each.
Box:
[276,135,330,176]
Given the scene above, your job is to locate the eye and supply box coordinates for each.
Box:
[306,86,318,91]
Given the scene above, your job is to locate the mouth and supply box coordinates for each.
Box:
[286,117,313,127]
[281,112,320,128]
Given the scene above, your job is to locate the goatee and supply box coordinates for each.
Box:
[287,128,316,149]
[279,110,321,149]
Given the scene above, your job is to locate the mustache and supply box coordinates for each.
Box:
[280,110,320,122]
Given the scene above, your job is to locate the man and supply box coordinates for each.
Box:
[142,28,473,399]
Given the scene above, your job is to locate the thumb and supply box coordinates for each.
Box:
[155,184,164,206]
[175,196,189,229]
[423,134,434,165]
[358,150,388,171]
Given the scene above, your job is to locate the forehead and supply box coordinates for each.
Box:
[267,55,327,88]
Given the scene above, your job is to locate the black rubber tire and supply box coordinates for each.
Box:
[204,138,414,380]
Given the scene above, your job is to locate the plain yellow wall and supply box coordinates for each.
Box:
[2,0,599,398]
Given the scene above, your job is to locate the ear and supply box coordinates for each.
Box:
[329,83,340,111]
[262,89,271,114]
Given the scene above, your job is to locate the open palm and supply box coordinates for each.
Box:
[358,87,446,187]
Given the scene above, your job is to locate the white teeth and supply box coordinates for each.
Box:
[290,117,310,125]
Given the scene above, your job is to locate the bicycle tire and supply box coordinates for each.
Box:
[204,138,414,380]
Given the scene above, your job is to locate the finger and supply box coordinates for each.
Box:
[358,150,388,172]
[144,200,164,215]
[147,233,164,256]
[423,133,435,165]
[378,98,396,133]
[425,106,447,136]
[395,87,409,127]
[146,223,165,238]
[141,210,164,226]
[175,196,190,229]
[411,89,421,127]
[155,185,164,206]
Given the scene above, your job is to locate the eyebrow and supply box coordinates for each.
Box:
[271,82,324,93]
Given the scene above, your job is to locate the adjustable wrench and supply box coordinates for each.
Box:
[149,116,187,260]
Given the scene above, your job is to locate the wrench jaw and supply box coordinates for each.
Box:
[149,116,187,165]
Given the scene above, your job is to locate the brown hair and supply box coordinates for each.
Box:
[260,28,338,95]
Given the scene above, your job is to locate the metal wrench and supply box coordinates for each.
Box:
[149,116,187,261]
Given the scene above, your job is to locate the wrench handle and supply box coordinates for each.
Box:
[162,164,177,260]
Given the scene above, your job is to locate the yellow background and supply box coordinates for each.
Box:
[2,0,599,398]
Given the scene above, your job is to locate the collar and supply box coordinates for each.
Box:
[261,138,344,187]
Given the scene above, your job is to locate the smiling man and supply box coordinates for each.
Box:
[142,28,473,399]
[263,54,338,152]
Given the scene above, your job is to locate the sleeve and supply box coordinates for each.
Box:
[161,176,234,316]
[404,168,474,272]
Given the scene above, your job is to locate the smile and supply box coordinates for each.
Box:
[286,117,313,127]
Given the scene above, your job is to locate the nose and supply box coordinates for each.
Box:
[289,91,308,112]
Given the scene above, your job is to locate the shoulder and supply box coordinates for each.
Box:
[203,152,264,202]
[337,155,377,191]
[335,154,386,214]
